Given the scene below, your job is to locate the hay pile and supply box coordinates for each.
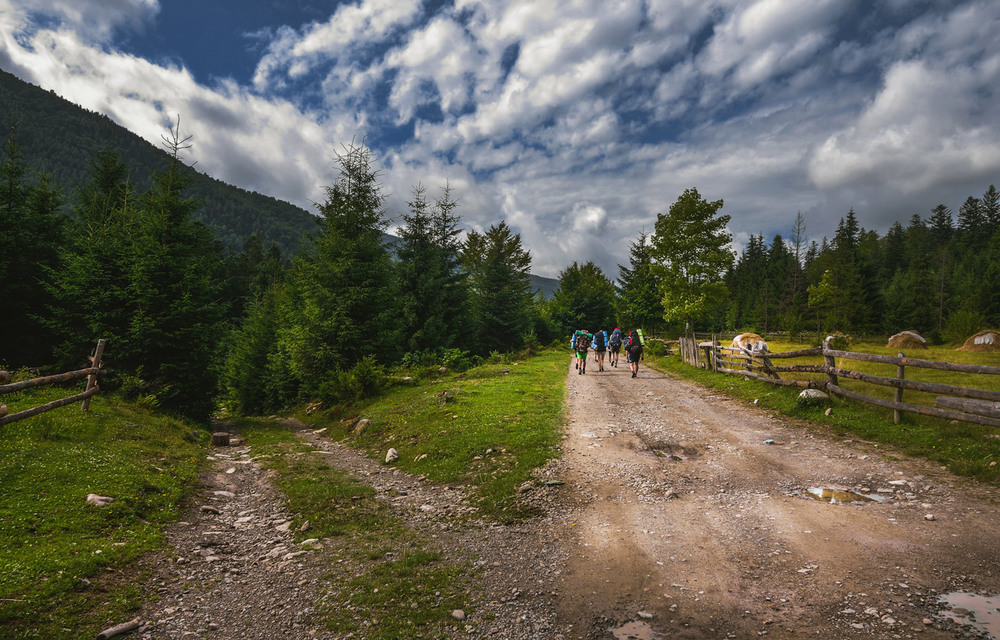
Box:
[887,330,926,349]
[731,332,768,353]
[958,329,1000,352]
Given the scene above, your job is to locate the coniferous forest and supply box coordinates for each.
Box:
[2,70,1000,423]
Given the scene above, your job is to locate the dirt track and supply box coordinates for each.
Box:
[551,355,1000,638]
[134,356,1000,639]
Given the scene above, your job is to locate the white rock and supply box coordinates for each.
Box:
[924,514,936,521]
[385,448,399,463]
[86,494,114,507]
[451,609,466,621]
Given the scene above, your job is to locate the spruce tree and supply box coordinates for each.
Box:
[617,231,664,332]
[278,141,397,396]
[462,221,532,353]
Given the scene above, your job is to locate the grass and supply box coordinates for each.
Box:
[228,418,470,639]
[297,348,568,522]
[223,348,568,638]
[0,386,205,639]
[0,348,568,639]
[647,340,1000,483]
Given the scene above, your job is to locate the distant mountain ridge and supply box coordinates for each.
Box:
[0,70,560,297]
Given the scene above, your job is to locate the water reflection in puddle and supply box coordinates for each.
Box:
[939,592,1000,638]
[802,487,884,504]
[610,621,661,640]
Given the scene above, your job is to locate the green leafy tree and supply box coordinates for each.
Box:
[462,221,533,353]
[649,188,734,330]
[617,231,664,333]
[549,261,617,335]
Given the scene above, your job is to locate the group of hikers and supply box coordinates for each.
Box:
[570,327,644,378]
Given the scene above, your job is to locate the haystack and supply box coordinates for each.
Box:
[887,330,926,349]
[731,332,768,353]
[958,329,1000,352]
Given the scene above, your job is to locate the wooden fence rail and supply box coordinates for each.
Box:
[0,340,105,427]
[675,334,1000,429]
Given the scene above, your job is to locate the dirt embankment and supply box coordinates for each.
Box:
[131,358,1000,639]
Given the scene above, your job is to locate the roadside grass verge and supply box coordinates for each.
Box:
[297,348,568,522]
[230,418,471,639]
[0,388,205,639]
[647,345,1000,483]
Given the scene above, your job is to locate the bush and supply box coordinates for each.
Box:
[645,340,666,357]
[521,330,541,355]
[316,356,386,405]
[945,309,988,344]
[825,332,852,350]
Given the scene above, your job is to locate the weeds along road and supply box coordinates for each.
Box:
[552,355,1000,639]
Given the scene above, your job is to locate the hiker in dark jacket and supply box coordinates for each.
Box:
[608,328,623,368]
[626,330,643,378]
[574,330,592,374]
[591,329,608,372]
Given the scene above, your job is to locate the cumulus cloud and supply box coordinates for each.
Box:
[2,0,999,278]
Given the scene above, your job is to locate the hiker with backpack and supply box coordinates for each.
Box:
[591,329,608,372]
[574,329,592,374]
[608,328,623,368]
[626,329,643,378]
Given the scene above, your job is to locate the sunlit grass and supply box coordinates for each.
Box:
[0,390,205,639]
[649,342,1000,483]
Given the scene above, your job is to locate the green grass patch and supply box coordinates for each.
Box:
[0,388,205,639]
[299,349,568,522]
[648,344,1000,483]
[228,417,470,639]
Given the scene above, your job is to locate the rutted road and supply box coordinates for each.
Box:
[548,356,1000,639]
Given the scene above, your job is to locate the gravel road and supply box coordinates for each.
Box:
[130,356,1000,639]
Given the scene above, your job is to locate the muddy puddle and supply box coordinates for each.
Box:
[800,487,885,504]
[610,620,661,640]
[939,591,1000,638]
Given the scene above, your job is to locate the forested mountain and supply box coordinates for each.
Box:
[0,69,318,256]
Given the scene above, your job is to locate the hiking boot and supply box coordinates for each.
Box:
[632,371,636,378]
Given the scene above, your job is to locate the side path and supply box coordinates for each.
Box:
[132,419,573,639]
[550,353,1000,639]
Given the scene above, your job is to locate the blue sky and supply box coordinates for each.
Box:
[2,0,999,278]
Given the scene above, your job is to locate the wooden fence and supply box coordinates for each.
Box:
[676,333,1000,428]
[0,340,105,427]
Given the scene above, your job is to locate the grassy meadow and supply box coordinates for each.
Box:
[648,338,1000,483]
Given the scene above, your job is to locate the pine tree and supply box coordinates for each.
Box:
[462,221,533,353]
[617,231,664,332]
[550,261,617,335]
[1,132,65,365]
[278,141,397,396]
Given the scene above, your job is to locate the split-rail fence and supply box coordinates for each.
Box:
[677,333,1000,428]
[0,339,105,426]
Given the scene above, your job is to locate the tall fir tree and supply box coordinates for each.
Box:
[278,141,397,396]
[0,133,65,365]
[617,231,664,333]
[462,221,533,353]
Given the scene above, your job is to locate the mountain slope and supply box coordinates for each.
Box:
[0,69,319,256]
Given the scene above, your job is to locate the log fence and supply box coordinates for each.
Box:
[0,340,105,426]
[674,332,1000,428]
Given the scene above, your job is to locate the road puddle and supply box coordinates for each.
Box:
[610,621,661,640]
[802,487,884,504]
[939,592,1000,638]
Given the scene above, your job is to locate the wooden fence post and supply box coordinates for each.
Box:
[894,351,904,425]
[82,339,105,411]
[823,340,837,389]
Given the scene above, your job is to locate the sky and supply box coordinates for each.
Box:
[2,0,999,278]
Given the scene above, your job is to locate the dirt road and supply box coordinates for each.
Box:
[134,356,1000,639]
[551,356,1000,639]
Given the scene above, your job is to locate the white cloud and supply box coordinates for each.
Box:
[8,0,159,42]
